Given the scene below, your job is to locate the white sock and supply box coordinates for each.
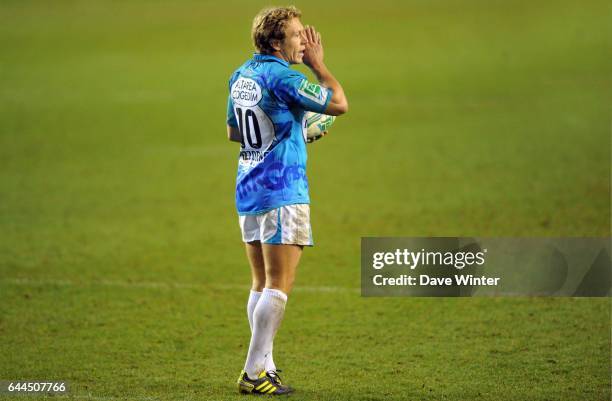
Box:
[247,290,277,372]
[246,290,261,332]
[244,288,287,379]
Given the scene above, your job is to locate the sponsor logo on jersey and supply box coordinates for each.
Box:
[298,79,328,105]
[237,162,307,200]
[231,77,262,107]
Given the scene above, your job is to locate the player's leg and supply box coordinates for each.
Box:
[245,241,264,334]
[241,218,266,331]
[262,243,302,295]
[243,244,301,377]
[244,241,277,372]
[245,241,265,292]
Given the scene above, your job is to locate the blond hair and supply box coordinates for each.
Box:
[252,6,302,54]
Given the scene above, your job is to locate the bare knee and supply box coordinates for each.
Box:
[283,275,296,295]
[262,244,302,295]
[245,241,266,292]
[265,276,287,294]
[251,263,266,292]
[252,278,265,292]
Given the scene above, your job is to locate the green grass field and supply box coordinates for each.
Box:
[1,0,610,400]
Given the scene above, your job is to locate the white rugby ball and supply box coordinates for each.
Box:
[305,111,336,143]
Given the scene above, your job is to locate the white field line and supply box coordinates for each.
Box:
[54,394,159,401]
[1,277,359,294]
[50,396,158,401]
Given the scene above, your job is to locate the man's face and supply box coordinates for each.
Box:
[276,17,306,64]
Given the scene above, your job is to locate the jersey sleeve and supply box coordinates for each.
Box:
[226,95,238,127]
[273,70,333,113]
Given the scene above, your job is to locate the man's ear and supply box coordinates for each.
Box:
[270,39,281,52]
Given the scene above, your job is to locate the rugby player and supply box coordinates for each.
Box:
[226,6,348,395]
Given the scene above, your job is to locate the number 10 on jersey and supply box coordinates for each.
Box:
[234,106,274,151]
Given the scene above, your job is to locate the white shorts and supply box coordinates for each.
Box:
[239,204,313,246]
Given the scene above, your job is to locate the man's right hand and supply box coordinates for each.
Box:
[301,25,348,116]
[302,25,324,70]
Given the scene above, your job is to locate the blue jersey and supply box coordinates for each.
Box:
[227,54,332,215]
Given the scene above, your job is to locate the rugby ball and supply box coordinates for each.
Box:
[305,111,336,143]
